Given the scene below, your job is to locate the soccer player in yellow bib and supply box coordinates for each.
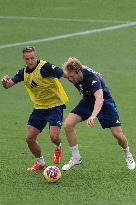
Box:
[1,46,68,171]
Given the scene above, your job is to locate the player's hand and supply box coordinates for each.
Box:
[1,75,11,88]
[87,115,96,127]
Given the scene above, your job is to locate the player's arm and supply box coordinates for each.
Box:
[1,75,15,89]
[87,89,104,127]
[41,62,68,78]
[1,68,24,89]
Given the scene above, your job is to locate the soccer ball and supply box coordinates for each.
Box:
[43,166,61,183]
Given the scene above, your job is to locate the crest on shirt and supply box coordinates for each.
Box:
[52,65,55,69]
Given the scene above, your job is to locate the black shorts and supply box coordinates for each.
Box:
[27,105,66,132]
[71,99,121,129]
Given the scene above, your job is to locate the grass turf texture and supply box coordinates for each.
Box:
[0,0,136,205]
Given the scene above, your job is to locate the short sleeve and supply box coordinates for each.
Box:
[86,74,102,93]
[40,62,63,78]
[11,68,24,83]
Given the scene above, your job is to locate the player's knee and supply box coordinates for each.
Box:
[50,134,60,144]
[64,120,73,131]
[26,134,35,144]
[49,126,60,144]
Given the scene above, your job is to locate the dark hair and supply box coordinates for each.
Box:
[22,46,36,53]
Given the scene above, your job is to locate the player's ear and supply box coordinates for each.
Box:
[76,69,81,74]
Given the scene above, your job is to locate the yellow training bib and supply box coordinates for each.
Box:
[24,60,68,109]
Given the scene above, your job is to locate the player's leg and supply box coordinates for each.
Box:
[110,126,128,149]
[49,125,61,146]
[26,125,41,158]
[98,99,135,170]
[26,125,46,171]
[62,113,82,171]
[64,113,81,147]
[49,125,62,164]
[110,126,135,170]
[62,100,91,171]
[48,105,65,164]
[26,109,47,171]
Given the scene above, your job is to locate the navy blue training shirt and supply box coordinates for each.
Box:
[73,68,112,104]
[11,60,63,83]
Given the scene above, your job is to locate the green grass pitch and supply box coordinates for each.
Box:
[0,0,136,205]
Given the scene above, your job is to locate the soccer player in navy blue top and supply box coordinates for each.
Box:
[61,57,135,171]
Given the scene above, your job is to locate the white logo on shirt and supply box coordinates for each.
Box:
[79,84,83,91]
[92,80,97,85]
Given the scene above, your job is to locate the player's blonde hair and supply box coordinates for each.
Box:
[63,57,82,72]
[22,46,36,54]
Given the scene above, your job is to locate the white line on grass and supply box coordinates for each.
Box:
[0,22,136,49]
[0,15,133,24]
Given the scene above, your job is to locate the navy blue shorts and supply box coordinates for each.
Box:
[27,105,66,132]
[71,99,121,129]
